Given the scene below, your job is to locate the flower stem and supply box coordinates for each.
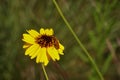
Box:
[52,0,104,80]
[42,64,49,80]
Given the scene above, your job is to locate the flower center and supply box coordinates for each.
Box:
[36,35,59,49]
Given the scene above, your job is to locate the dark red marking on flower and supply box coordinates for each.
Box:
[36,35,59,49]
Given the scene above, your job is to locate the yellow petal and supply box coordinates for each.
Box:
[41,50,49,66]
[22,34,35,44]
[47,47,55,61]
[44,29,49,35]
[25,44,38,55]
[36,47,46,63]
[44,29,53,36]
[31,47,41,59]
[47,47,60,60]
[59,43,64,50]
[27,29,39,38]
[58,49,64,55]
[36,51,42,63]
[40,28,45,35]
[59,52,64,55]
[23,44,30,48]
[48,28,54,35]
[39,48,47,63]
[29,45,39,56]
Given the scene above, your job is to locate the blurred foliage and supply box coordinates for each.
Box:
[0,0,120,80]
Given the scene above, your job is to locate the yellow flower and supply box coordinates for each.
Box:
[22,28,64,66]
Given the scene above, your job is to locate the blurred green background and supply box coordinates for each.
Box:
[0,0,120,80]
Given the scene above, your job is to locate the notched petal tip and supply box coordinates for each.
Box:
[40,28,45,34]
[39,28,54,36]
[36,61,39,63]
[56,57,60,60]
[44,29,49,35]
[59,43,64,50]
[49,28,54,35]
[43,61,49,66]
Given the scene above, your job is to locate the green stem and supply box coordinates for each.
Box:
[42,64,49,80]
[52,0,104,80]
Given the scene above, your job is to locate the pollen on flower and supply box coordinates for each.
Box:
[36,35,60,49]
